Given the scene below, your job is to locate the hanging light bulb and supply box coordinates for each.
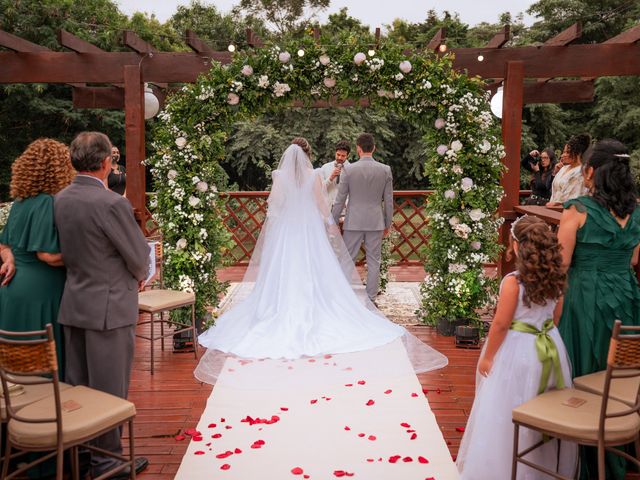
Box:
[490,86,504,119]
[297,49,305,57]
[368,49,376,57]
[438,44,447,53]
[228,44,236,52]
[477,55,484,62]
[144,83,160,120]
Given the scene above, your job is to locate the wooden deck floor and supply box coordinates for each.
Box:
[128,324,477,478]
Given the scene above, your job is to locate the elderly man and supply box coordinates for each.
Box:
[54,132,150,479]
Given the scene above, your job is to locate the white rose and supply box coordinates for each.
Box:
[452,165,463,175]
[191,176,201,184]
[469,209,485,221]
[227,93,240,105]
[399,60,412,73]
[444,190,456,200]
[278,51,291,63]
[461,177,474,192]
[434,118,446,129]
[471,241,482,250]
[319,54,330,65]
[449,216,460,226]
[167,169,178,180]
[394,73,404,81]
[176,238,187,250]
[241,65,254,76]
[188,196,201,207]
[258,75,270,88]
[480,139,492,153]
[353,52,366,65]
[175,137,187,149]
[323,77,336,88]
[451,140,463,152]
[196,181,208,192]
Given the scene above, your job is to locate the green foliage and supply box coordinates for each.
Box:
[234,0,330,36]
[150,34,504,324]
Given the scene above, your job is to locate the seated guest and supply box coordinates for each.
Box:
[0,139,75,379]
[521,148,557,205]
[547,133,590,206]
[557,138,640,479]
[107,145,126,196]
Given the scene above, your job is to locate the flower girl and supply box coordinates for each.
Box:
[456,215,577,479]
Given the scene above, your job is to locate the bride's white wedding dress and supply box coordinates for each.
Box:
[196,144,446,383]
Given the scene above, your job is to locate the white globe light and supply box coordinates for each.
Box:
[477,55,484,62]
[368,49,375,57]
[144,87,160,120]
[438,44,447,53]
[490,86,503,119]
[297,49,305,57]
[353,52,366,65]
[228,44,236,52]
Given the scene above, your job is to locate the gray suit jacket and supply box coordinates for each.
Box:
[54,176,150,331]
[331,156,393,231]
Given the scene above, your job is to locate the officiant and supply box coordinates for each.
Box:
[319,140,351,207]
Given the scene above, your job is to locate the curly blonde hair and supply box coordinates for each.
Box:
[10,138,76,199]
[509,215,566,307]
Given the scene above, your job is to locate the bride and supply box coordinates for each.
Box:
[196,139,446,382]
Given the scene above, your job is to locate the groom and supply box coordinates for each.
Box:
[332,133,393,302]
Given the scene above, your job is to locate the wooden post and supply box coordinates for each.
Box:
[123,64,146,231]
[498,61,524,276]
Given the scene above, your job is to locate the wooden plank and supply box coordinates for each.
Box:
[246,28,263,48]
[487,80,595,104]
[427,27,446,52]
[514,205,562,225]
[185,29,216,56]
[124,65,147,229]
[123,30,156,54]
[604,24,640,44]
[499,61,525,276]
[57,29,103,53]
[543,22,582,46]
[485,25,510,48]
[73,86,124,109]
[0,29,49,51]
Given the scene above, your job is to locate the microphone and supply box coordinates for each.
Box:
[336,162,343,184]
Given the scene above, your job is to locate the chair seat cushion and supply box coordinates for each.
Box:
[139,289,195,312]
[573,370,640,407]
[512,388,640,444]
[1,378,72,421]
[8,385,135,448]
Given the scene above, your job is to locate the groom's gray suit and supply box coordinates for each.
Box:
[332,156,393,300]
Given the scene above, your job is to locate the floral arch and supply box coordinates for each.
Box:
[149,36,505,326]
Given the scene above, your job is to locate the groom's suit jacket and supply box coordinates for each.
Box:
[331,156,393,231]
[54,175,150,331]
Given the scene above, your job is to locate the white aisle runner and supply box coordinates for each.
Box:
[176,339,458,479]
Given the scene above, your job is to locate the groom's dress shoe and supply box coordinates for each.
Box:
[93,456,149,479]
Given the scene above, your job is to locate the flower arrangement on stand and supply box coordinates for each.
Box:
[149,32,504,327]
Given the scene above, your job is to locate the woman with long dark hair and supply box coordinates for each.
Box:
[547,133,590,206]
[521,148,557,205]
[557,138,640,479]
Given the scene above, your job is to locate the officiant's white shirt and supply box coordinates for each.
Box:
[319,160,350,206]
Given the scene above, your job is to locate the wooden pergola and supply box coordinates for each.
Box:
[1,23,639,273]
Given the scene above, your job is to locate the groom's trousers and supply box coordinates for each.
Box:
[343,229,384,301]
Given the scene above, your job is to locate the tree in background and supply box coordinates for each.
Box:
[233,0,330,36]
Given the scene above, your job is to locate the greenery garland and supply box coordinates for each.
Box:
[149,34,504,325]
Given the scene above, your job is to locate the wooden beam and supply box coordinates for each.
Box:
[122,30,155,54]
[57,30,103,53]
[246,28,263,48]
[2,42,640,83]
[375,27,381,48]
[427,27,446,52]
[124,65,147,230]
[313,27,321,43]
[604,24,640,44]
[543,22,582,46]
[73,86,124,109]
[498,61,525,276]
[185,29,216,56]
[485,25,510,48]
[485,79,594,104]
[0,30,49,52]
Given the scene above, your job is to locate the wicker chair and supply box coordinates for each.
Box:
[137,242,197,374]
[0,325,137,480]
[511,320,640,480]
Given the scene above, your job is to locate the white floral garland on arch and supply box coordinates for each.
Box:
[148,35,505,326]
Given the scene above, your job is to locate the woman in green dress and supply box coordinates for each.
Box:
[557,138,640,479]
[0,138,76,379]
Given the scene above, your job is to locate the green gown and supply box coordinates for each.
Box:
[559,196,640,480]
[0,193,66,378]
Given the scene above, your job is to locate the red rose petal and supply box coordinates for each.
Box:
[304,476,310,479]
[411,393,419,397]
[452,455,457,461]
[422,388,429,394]
[310,399,318,404]
[403,456,413,462]
[343,367,353,371]
[215,451,233,459]
[291,467,304,475]
[194,450,205,455]
[407,429,416,433]
[206,443,211,447]
[384,389,392,394]
[333,471,346,477]
[345,383,353,387]
[366,458,374,462]
[389,455,402,463]
[192,436,203,441]
[175,435,186,441]
[184,428,201,436]
[410,433,418,440]
[308,359,316,363]
[324,354,332,359]
[225,426,233,430]
[426,478,435,480]
[281,407,289,411]
[212,433,222,439]
[418,456,429,464]
[456,427,465,432]
[366,399,375,406]
[368,435,376,441]
[208,423,217,428]
[358,433,365,437]
[234,448,242,454]
[220,418,226,422]
[400,422,411,428]
[344,426,351,431]
[357,380,366,385]
[220,464,231,470]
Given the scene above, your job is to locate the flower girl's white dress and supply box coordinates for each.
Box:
[456,272,577,479]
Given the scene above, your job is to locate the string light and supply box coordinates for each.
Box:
[228,44,236,52]
[477,55,484,62]
[438,44,447,53]
[297,49,305,57]
[368,49,376,56]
